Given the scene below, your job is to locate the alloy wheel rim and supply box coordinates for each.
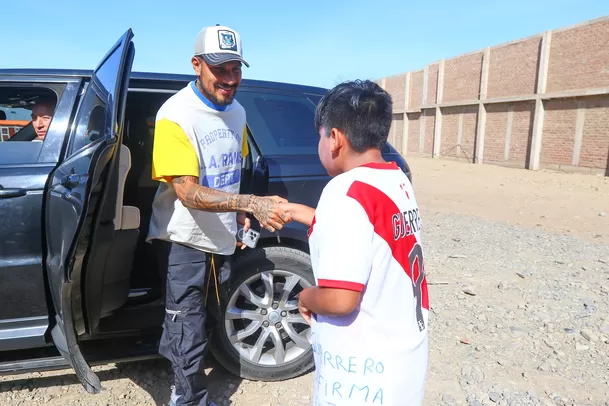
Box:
[224,270,312,366]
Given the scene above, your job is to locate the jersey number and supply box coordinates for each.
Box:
[408,242,426,332]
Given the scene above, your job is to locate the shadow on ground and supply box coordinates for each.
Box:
[0,357,242,406]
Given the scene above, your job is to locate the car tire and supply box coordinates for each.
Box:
[209,246,315,381]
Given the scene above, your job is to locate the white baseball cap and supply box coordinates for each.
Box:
[194,24,249,68]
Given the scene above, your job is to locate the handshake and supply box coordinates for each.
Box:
[248,195,294,233]
[236,195,315,248]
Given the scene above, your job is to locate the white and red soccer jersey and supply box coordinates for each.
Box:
[308,161,429,406]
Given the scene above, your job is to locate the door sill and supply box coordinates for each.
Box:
[0,335,161,376]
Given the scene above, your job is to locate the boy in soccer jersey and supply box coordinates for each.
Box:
[281,80,429,405]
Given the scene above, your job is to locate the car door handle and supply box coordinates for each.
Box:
[0,187,27,199]
[61,174,80,188]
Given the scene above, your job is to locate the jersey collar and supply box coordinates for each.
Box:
[360,161,399,170]
[190,81,227,112]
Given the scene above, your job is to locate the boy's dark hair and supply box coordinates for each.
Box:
[314,79,393,153]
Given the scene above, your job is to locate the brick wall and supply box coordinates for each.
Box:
[487,38,541,99]
[442,53,483,103]
[439,106,478,161]
[389,114,404,153]
[580,96,609,169]
[424,110,435,154]
[380,15,609,176]
[385,74,406,112]
[509,103,535,167]
[484,102,535,168]
[409,70,424,111]
[547,19,609,92]
[541,99,578,166]
[484,104,510,163]
[461,106,478,161]
[406,113,421,153]
[427,64,439,104]
[440,107,461,158]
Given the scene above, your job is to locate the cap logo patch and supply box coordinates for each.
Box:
[218,30,237,51]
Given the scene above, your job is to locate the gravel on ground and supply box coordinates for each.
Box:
[1,156,607,406]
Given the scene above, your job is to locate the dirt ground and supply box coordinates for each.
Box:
[408,156,609,245]
[0,156,607,406]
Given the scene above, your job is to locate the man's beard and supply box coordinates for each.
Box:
[197,80,236,106]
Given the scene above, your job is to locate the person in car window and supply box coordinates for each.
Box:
[280,80,429,405]
[146,25,291,406]
[31,98,55,142]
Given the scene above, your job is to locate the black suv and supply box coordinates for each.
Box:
[0,30,411,395]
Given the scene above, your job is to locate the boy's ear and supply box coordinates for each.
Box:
[330,127,347,153]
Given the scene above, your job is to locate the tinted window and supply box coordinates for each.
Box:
[237,90,395,156]
[236,91,321,155]
[68,90,107,155]
[67,38,130,155]
[0,84,60,165]
[306,94,323,106]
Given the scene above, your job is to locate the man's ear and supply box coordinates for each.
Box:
[191,56,202,76]
[329,128,346,153]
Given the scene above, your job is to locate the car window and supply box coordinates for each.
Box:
[0,84,59,165]
[236,91,322,156]
[306,94,323,106]
[237,90,394,156]
[0,105,29,141]
[68,91,108,155]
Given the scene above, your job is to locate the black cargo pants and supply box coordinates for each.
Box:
[154,240,217,406]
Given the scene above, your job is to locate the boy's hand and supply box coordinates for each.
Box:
[298,292,312,325]
[236,212,251,250]
[297,286,361,318]
[278,202,315,228]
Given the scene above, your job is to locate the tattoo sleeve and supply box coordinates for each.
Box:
[249,195,276,225]
[172,176,251,212]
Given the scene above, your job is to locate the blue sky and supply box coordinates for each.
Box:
[1,0,608,89]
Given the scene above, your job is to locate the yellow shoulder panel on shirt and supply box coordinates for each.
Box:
[242,125,249,158]
[151,118,199,182]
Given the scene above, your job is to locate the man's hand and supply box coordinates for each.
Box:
[237,212,250,230]
[236,212,251,250]
[250,195,292,232]
[298,291,313,325]
[171,176,291,232]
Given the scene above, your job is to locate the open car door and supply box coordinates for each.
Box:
[43,29,135,394]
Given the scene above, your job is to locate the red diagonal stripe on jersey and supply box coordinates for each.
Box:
[307,216,317,239]
[346,181,429,311]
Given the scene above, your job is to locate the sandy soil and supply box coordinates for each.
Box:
[407,156,609,245]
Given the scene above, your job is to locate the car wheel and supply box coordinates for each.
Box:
[209,246,315,381]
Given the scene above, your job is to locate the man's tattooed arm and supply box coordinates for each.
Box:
[172,175,291,231]
[172,176,251,212]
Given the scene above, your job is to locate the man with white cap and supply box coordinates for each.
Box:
[147,24,291,406]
